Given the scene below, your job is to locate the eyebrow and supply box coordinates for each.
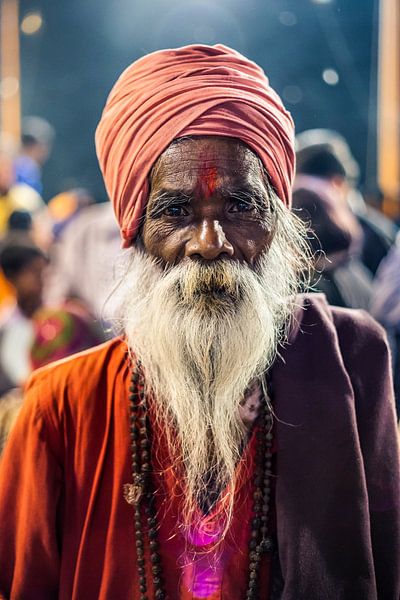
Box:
[225,185,270,210]
[147,191,191,217]
[147,185,270,217]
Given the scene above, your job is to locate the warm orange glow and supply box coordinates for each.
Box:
[378,0,400,217]
[21,12,43,36]
[0,0,21,142]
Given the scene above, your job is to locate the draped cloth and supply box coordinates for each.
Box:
[0,295,398,599]
[95,44,295,246]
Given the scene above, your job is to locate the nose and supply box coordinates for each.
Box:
[185,219,234,260]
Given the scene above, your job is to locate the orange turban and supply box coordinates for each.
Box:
[96,44,295,247]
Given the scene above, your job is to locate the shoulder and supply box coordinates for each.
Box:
[288,293,390,379]
[293,292,387,348]
[27,336,128,387]
[330,303,388,355]
[5,338,129,464]
[24,336,129,416]
[281,295,396,442]
[330,304,392,407]
[295,294,393,410]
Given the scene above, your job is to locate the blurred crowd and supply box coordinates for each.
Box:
[0,118,122,451]
[292,129,400,413]
[0,120,399,452]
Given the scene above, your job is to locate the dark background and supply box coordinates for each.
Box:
[19,0,377,201]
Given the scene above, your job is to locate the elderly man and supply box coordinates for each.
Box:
[0,45,399,600]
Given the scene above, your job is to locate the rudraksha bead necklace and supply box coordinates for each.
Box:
[124,361,274,600]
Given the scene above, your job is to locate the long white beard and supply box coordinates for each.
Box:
[115,223,303,530]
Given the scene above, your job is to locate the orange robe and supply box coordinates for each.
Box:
[1,295,399,599]
[0,338,272,599]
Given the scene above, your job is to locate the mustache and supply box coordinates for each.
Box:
[168,259,247,307]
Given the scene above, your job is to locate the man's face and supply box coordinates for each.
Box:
[142,137,275,267]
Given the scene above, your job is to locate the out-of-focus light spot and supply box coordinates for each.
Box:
[279,11,297,26]
[311,0,333,4]
[193,24,216,44]
[282,85,303,104]
[322,68,339,85]
[0,77,19,99]
[41,322,58,341]
[21,12,43,35]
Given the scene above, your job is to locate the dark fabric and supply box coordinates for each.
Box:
[0,294,398,599]
[272,295,399,599]
[356,210,397,275]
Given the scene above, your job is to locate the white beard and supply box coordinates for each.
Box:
[114,217,303,531]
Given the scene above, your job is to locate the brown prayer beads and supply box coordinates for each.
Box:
[129,363,167,600]
[127,362,274,600]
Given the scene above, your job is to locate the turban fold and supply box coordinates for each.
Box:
[95,44,295,247]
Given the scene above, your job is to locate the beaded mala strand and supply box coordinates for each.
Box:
[124,362,167,600]
[246,394,274,599]
[125,361,275,600]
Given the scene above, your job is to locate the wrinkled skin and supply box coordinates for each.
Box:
[142,137,276,268]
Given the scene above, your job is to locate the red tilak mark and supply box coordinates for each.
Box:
[197,164,219,199]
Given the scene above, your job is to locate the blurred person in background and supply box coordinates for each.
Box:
[295,129,397,276]
[47,188,95,240]
[0,301,104,454]
[45,200,121,326]
[0,240,48,394]
[293,157,373,310]
[0,45,398,600]
[0,141,44,235]
[13,116,54,196]
[0,140,50,253]
[370,233,400,416]
[0,211,35,309]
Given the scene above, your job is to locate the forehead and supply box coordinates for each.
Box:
[150,137,265,191]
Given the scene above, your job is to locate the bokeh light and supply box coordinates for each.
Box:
[282,85,303,104]
[21,12,43,36]
[279,11,297,27]
[322,68,339,85]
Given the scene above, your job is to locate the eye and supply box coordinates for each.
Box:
[229,200,256,213]
[163,205,188,217]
